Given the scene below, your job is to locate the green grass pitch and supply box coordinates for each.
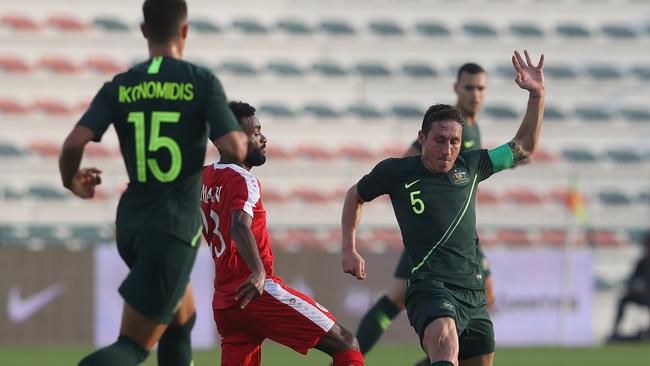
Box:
[1,343,649,366]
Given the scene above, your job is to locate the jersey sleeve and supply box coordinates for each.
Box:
[487,143,515,174]
[205,73,241,141]
[77,83,114,142]
[356,158,397,202]
[226,174,261,218]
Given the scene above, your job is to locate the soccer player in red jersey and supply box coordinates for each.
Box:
[200,101,364,366]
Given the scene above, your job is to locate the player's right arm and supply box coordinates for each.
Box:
[230,210,265,309]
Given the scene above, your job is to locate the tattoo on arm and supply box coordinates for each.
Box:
[507,140,528,165]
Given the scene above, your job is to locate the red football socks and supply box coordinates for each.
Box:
[333,349,364,366]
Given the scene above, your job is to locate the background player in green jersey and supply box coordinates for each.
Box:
[58,1,247,365]
[341,50,544,366]
[355,64,496,365]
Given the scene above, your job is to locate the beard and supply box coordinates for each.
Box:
[245,148,266,167]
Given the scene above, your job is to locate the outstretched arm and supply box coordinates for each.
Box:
[59,125,102,199]
[341,185,366,280]
[508,50,545,165]
[230,210,266,308]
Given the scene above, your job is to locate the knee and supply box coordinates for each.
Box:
[340,326,360,351]
[422,322,458,362]
[161,312,196,342]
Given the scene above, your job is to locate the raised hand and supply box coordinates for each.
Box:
[512,50,544,96]
[70,168,102,199]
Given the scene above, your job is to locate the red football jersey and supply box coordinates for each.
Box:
[200,163,275,309]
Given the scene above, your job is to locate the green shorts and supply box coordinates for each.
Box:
[394,250,412,279]
[405,278,495,360]
[116,227,198,324]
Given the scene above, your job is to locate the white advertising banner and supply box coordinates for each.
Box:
[487,249,594,346]
[94,246,217,348]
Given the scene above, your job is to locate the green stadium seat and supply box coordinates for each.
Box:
[266,60,303,76]
[619,107,650,122]
[231,19,268,34]
[544,64,578,79]
[0,142,25,157]
[574,106,613,121]
[495,63,516,79]
[391,104,422,118]
[543,105,567,121]
[368,20,404,36]
[276,19,312,34]
[93,16,130,32]
[509,23,545,37]
[556,23,592,38]
[601,24,638,39]
[346,105,384,119]
[638,192,650,205]
[28,224,61,241]
[303,103,340,118]
[219,60,257,76]
[3,187,24,200]
[355,62,391,77]
[28,185,67,200]
[598,190,631,206]
[259,103,295,118]
[414,20,450,37]
[319,20,356,35]
[189,19,220,33]
[627,228,648,247]
[605,149,642,163]
[69,225,113,243]
[630,65,650,80]
[311,61,348,77]
[483,105,518,119]
[562,148,598,163]
[402,62,438,78]
[463,22,498,37]
[585,64,623,80]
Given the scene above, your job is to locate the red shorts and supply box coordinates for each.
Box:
[214,277,336,366]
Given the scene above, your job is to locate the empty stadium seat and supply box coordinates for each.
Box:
[47,15,87,32]
[303,103,340,118]
[0,98,30,114]
[258,102,295,118]
[338,145,375,160]
[219,60,257,75]
[84,143,115,158]
[28,185,67,200]
[585,64,623,80]
[483,105,518,119]
[292,188,332,203]
[505,188,545,205]
[477,189,499,205]
[588,229,624,248]
[264,146,293,160]
[605,149,642,163]
[40,56,80,74]
[601,24,638,39]
[33,99,73,115]
[276,19,312,35]
[0,56,32,73]
[496,228,532,247]
[364,228,403,251]
[562,148,598,163]
[311,61,348,77]
[29,141,60,157]
[543,105,568,121]
[598,190,631,205]
[556,23,592,38]
[294,145,334,160]
[0,142,25,157]
[495,63,516,79]
[261,187,288,203]
[188,19,221,34]
[85,57,125,74]
[1,14,39,31]
[368,20,404,36]
[381,145,408,158]
[319,20,356,35]
[355,62,391,77]
[544,64,578,79]
[619,106,650,122]
[391,104,423,118]
[69,225,113,243]
[509,23,545,37]
[266,60,304,76]
[630,65,650,79]
[231,18,268,34]
[93,16,130,32]
[414,20,451,37]
[574,106,613,121]
[346,104,384,119]
[402,62,438,78]
[463,22,498,37]
[538,229,568,247]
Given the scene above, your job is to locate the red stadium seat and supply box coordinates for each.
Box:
[29,141,60,157]
[33,99,73,115]
[588,229,624,248]
[538,229,568,247]
[495,228,532,247]
[1,14,40,31]
[530,148,556,163]
[361,228,403,252]
[265,146,292,160]
[47,15,87,32]
[85,57,126,74]
[337,145,376,160]
[262,188,288,203]
[381,144,408,158]
[84,143,115,158]
[477,189,499,205]
[40,56,80,74]
[294,145,334,160]
[292,188,332,204]
[0,56,33,73]
[505,188,545,205]
[0,98,32,114]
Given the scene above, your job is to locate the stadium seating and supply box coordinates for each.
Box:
[276,19,312,35]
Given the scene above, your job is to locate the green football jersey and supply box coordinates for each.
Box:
[78,56,240,242]
[410,121,481,153]
[357,150,499,289]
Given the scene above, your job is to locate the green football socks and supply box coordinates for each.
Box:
[158,313,196,366]
[356,295,401,354]
[78,336,149,366]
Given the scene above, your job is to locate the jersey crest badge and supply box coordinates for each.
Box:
[449,168,470,186]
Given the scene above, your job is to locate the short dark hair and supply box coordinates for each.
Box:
[421,104,464,135]
[142,0,187,44]
[228,101,256,125]
[456,62,485,81]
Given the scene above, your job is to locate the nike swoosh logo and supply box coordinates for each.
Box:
[7,283,66,323]
[404,179,420,189]
[464,140,476,149]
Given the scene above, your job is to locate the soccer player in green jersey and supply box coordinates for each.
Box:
[341,50,544,366]
[58,1,247,365]
[355,63,495,364]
